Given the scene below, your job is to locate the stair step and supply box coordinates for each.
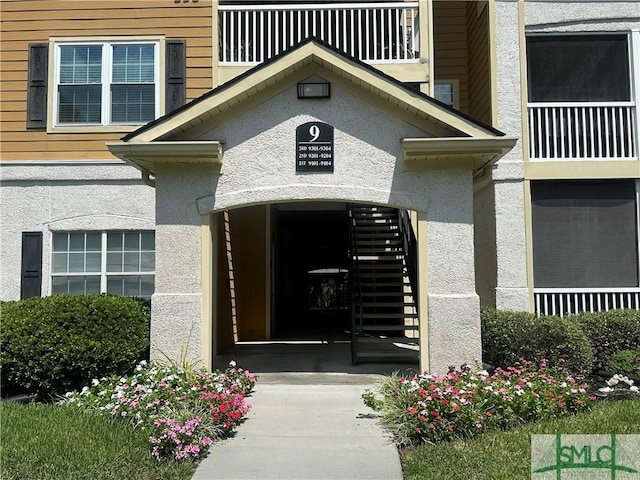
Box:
[361,301,416,307]
[359,313,418,320]
[353,351,419,360]
[360,291,412,297]
[356,336,419,344]
[357,275,406,281]
[357,263,404,269]
[354,225,400,230]
[351,207,397,213]
[356,325,419,332]
[355,239,402,245]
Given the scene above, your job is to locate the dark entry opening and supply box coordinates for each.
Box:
[274,205,350,339]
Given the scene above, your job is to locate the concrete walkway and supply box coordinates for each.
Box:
[191,339,415,479]
[192,375,404,480]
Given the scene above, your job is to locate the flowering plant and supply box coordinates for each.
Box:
[363,359,594,447]
[64,360,257,461]
[598,373,639,395]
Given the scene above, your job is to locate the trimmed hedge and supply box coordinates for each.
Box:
[0,294,150,399]
[481,307,594,377]
[571,309,640,371]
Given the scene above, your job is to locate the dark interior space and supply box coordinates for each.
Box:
[274,207,351,338]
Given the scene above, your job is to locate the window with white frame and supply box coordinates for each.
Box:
[54,41,159,126]
[51,231,155,298]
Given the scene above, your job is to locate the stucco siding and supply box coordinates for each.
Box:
[0,163,155,301]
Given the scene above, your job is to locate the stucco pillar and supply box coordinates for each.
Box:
[150,165,216,366]
[492,0,530,312]
[419,169,482,373]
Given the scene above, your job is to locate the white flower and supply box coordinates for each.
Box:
[229,360,237,367]
[630,386,639,393]
[598,386,614,393]
[606,377,619,387]
[91,379,100,386]
[477,370,489,377]
[623,377,634,387]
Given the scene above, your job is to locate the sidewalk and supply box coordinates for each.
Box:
[192,378,403,480]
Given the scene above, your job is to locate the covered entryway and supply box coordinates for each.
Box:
[108,38,516,374]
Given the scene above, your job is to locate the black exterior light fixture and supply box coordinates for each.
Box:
[297,82,330,99]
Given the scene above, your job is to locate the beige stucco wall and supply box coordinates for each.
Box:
[150,79,482,373]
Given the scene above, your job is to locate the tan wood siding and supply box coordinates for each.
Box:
[0,0,213,162]
[466,1,492,125]
[433,1,469,114]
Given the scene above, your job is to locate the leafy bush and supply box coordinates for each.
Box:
[481,308,594,377]
[363,360,594,447]
[0,294,150,399]
[606,350,640,378]
[65,360,257,461]
[571,309,640,371]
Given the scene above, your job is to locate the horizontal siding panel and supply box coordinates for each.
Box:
[3,7,212,21]
[1,151,121,161]
[0,71,27,82]
[2,131,124,142]
[2,140,122,152]
[2,101,26,112]
[1,0,209,10]
[1,0,212,161]
[8,18,211,32]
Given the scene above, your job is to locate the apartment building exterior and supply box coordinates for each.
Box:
[1,1,638,374]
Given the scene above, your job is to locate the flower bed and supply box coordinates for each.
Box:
[64,361,257,461]
[363,360,595,447]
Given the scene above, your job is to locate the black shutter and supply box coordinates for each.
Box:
[27,44,48,129]
[165,40,186,114]
[21,232,43,299]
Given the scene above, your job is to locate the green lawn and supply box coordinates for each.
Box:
[0,402,197,480]
[401,399,640,480]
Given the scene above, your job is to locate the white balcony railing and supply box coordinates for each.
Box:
[528,102,637,160]
[534,288,640,317]
[219,2,419,65]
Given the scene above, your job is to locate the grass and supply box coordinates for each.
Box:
[401,399,640,480]
[0,401,197,480]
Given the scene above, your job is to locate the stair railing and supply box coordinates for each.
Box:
[398,209,418,308]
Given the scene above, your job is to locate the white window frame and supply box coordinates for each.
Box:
[48,36,164,133]
[50,230,155,299]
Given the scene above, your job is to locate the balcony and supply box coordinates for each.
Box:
[528,102,638,161]
[218,2,420,65]
[534,288,640,317]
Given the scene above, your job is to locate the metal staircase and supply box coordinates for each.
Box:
[349,204,419,364]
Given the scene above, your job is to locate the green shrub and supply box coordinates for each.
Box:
[606,349,640,378]
[481,307,594,377]
[0,294,150,399]
[570,309,640,372]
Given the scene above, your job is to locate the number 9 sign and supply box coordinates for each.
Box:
[296,121,334,172]
[309,124,320,142]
